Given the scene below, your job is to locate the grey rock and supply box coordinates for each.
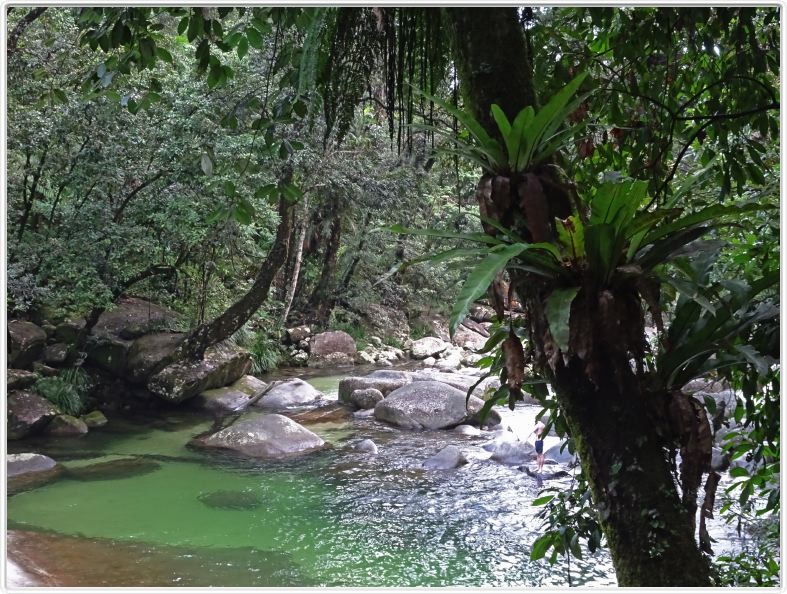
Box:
[54,318,86,344]
[490,440,536,465]
[255,378,323,409]
[423,445,468,470]
[358,303,411,343]
[7,369,37,391]
[8,320,47,369]
[192,412,327,458]
[7,453,57,477]
[125,332,185,383]
[8,390,59,439]
[711,447,730,472]
[410,337,449,359]
[230,375,268,398]
[307,351,355,368]
[91,297,180,341]
[67,457,160,481]
[544,441,577,465]
[374,381,501,430]
[45,414,89,437]
[147,343,251,403]
[193,388,253,413]
[353,408,376,419]
[355,439,379,454]
[482,431,518,452]
[42,342,72,366]
[349,388,384,410]
[338,375,411,403]
[452,324,488,350]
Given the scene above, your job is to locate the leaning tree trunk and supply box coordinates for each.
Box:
[443,7,712,586]
[167,184,295,364]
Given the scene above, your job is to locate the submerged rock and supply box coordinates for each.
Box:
[81,410,108,428]
[67,457,161,481]
[191,413,327,458]
[422,445,468,470]
[198,489,263,510]
[355,439,379,454]
[374,381,501,430]
[254,378,323,409]
[8,390,60,439]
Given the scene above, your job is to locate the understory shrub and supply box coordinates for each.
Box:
[34,367,91,416]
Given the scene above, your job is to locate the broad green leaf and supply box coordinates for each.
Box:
[589,180,649,233]
[530,533,554,561]
[510,105,535,170]
[245,27,263,49]
[642,203,768,247]
[200,152,214,176]
[236,36,248,59]
[555,215,585,259]
[585,222,616,281]
[449,243,533,336]
[545,287,579,352]
[533,494,555,506]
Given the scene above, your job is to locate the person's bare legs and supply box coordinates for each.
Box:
[537,453,544,472]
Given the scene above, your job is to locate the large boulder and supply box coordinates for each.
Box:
[125,332,185,383]
[544,441,577,465]
[469,304,496,323]
[410,312,450,341]
[7,369,37,391]
[191,412,327,458]
[423,445,468,470]
[7,391,59,439]
[308,331,357,367]
[288,402,352,425]
[358,304,410,343]
[434,348,463,371]
[192,388,253,413]
[54,318,86,344]
[45,414,89,437]
[355,439,379,454]
[254,378,323,409]
[410,337,449,359]
[147,344,251,404]
[86,298,182,376]
[82,410,108,428]
[338,374,412,403]
[8,321,47,369]
[410,370,500,399]
[374,381,501,430]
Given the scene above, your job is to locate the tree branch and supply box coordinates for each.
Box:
[7,7,47,54]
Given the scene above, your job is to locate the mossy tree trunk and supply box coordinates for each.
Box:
[443,7,712,586]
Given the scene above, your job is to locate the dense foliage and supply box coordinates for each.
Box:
[5,6,779,587]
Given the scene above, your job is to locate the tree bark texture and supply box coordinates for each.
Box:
[308,213,342,325]
[280,194,309,325]
[444,7,712,586]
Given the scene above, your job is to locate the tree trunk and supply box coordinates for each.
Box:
[339,210,372,293]
[444,7,712,586]
[280,194,309,325]
[174,192,294,361]
[308,213,342,325]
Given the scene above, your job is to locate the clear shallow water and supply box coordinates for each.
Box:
[7,372,621,587]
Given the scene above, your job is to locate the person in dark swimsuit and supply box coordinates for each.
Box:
[531,420,546,472]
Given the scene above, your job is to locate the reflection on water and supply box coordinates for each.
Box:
[7,372,619,587]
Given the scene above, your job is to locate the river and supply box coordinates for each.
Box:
[5,369,746,587]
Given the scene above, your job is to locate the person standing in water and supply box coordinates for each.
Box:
[530,419,546,473]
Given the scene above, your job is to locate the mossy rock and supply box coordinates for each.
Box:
[66,456,161,481]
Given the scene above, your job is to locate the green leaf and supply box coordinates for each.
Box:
[237,36,249,59]
[532,495,555,506]
[555,215,585,259]
[729,466,748,478]
[187,12,203,42]
[585,222,616,281]
[449,244,529,336]
[246,27,263,49]
[530,533,554,561]
[545,287,579,353]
